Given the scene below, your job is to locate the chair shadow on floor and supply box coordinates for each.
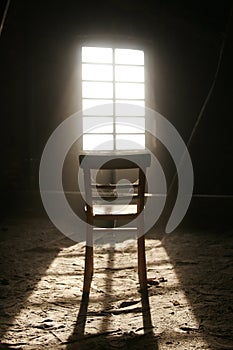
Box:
[66,245,158,350]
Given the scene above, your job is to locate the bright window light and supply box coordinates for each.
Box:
[81,46,145,151]
[82,47,113,63]
[116,134,145,149]
[116,117,145,133]
[82,99,113,115]
[115,100,145,116]
[82,82,113,99]
[83,134,114,150]
[115,49,144,65]
[115,82,144,99]
[82,64,113,81]
[83,117,113,133]
[115,65,144,82]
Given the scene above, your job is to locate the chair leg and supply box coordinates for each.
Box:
[137,235,147,292]
[83,224,93,294]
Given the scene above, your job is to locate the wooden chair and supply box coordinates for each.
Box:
[79,151,151,296]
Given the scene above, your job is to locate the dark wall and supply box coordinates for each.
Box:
[1,0,233,218]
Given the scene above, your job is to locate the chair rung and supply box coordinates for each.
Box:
[92,197,139,202]
[93,214,138,220]
[93,203,137,215]
[92,182,139,188]
[93,227,137,231]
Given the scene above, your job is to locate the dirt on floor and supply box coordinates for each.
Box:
[0,205,233,350]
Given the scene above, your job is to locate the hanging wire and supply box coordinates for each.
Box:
[168,3,233,195]
[0,0,10,38]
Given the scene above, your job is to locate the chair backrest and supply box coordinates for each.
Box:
[79,151,151,170]
[79,151,151,220]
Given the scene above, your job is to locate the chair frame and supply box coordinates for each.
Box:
[79,151,151,296]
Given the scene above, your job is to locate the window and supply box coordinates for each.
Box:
[81,46,145,151]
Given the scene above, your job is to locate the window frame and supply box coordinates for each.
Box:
[78,40,152,151]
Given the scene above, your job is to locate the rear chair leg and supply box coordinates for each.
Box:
[83,224,93,294]
[137,235,147,292]
[83,245,93,294]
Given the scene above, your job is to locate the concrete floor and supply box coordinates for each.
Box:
[0,196,233,349]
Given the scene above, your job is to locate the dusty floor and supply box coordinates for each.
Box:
[0,202,233,349]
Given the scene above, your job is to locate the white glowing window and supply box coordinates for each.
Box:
[115,100,145,116]
[82,82,113,99]
[83,134,114,151]
[115,117,145,133]
[82,64,113,81]
[81,46,145,150]
[115,49,144,65]
[82,47,113,63]
[115,65,144,82]
[83,117,113,133]
[115,83,144,99]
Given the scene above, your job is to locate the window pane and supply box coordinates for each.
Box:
[116,117,145,133]
[82,99,113,115]
[82,47,113,63]
[115,65,144,82]
[82,64,113,81]
[83,117,113,133]
[115,83,144,99]
[116,134,145,150]
[115,100,145,116]
[82,82,113,98]
[115,49,144,65]
[83,134,114,151]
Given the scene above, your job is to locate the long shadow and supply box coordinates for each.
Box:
[67,235,158,349]
[0,194,75,344]
[149,201,233,350]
